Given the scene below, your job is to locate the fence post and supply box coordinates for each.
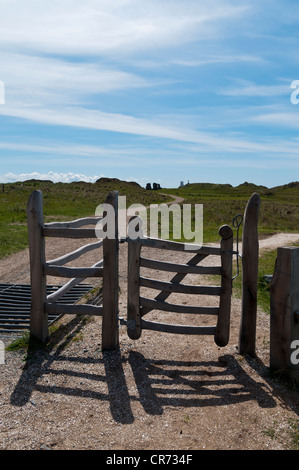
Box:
[27,190,48,343]
[215,225,233,347]
[270,247,299,385]
[102,191,119,350]
[238,192,261,356]
[127,239,142,340]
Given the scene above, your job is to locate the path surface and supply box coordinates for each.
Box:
[158,192,185,206]
[259,233,299,251]
[0,231,299,450]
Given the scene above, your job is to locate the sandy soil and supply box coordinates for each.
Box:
[0,231,299,451]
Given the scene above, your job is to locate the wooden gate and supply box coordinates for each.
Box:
[27,189,260,355]
[27,190,119,350]
[126,223,234,347]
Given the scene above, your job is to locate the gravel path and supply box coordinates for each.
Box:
[0,232,299,450]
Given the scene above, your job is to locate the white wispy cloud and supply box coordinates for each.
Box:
[0,0,298,188]
[0,171,102,184]
[0,171,154,186]
[0,1,257,146]
[1,53,154,107]
[0,1,248,56]
[218,79,291,97]
[0,140,164,167]
[251,112,299,128]
[1,104,299,159]
[170,55,264,67]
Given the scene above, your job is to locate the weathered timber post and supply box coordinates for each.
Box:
[102,191,119,350]
[215,224,233,347]
[27,190,48,343]
[127,216,142,340]
[127,239,142,340]
[270,247,299,385]
[238,192,261,356]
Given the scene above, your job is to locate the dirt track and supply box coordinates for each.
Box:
[0,232,299,450]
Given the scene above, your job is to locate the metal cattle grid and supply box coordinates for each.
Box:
[0,283,93,333]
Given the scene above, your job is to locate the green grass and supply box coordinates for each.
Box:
[288,419,299,450]
[256,249,278,314]
[260,418,299,449]
[5,330,31,351]
[231,247,278,314]
[0,177,170,259]
[162,181,299,243]
[2,178,298,258]
[1,177,298,316]
[161,181,299,314]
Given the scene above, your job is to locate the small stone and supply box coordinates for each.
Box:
[40,444,52,450]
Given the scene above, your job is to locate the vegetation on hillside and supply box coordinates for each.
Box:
[0,177,298,315]
[161,181,299,313]
[161,181,299,243]
[0,178,169,259]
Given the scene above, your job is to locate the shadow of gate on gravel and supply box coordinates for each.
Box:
[128,351,276,415]
[10,336,276,426]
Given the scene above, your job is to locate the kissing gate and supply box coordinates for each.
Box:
[126,224,233,347]
[27,190,261,356]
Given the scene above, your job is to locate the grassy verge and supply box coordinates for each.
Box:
[231,248,277,314]
[5,315,93,360]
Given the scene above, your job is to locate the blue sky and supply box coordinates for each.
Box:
[0,0,299,188]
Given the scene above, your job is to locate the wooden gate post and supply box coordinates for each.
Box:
[127,239,142,340]
[270,247,299,385]
[238,192,261,357]
[215,225,233,347]
[27,190,48,343]
[102,191,119,350]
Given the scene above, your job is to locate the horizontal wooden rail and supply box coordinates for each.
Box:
[139,276,221,295]
[44,216,102,229]
[46,259,103,303]
[45,303,103,316]
[140,257,222,275]
[141,252,210,317]
[42,227,98,239]
[141,319,216,335]
[44,265,103,278]
[47,240,103,266]
[137,236,221,255]
[140,297,219,315]
[46,278,81,303]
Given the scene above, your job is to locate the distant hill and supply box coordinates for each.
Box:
[234,181,268,192]
[95,177,141,189]
[22,179,55,185]
[271,181,299,191]
[174,180,299,198]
